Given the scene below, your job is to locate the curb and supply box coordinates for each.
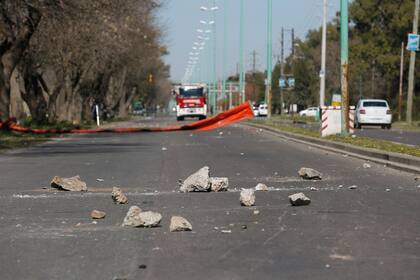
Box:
[244,122,420,175]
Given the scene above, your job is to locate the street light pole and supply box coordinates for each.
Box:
[266,0,273,118]
[222,0,228,109]
[406,0,419,124]
[320,0,328,108]
[239,0,245,104]
[340,0,349,134]
[212,0,217,113]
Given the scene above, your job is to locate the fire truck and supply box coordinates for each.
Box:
[175,84,207,121]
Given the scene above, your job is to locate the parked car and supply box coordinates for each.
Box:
[355,99,392,129]
[253,104,260,116]
[258,104,268,117]
[299,107,319,117]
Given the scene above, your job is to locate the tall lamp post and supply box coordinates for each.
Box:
[239,0,245,103]
[266,0,273,118]
[340,0,349,134]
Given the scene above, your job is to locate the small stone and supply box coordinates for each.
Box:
[96,178,104,182]
[415,176,420,181]
[179,166,211,193]
[92,221,98,224]
[352,134,357,138]
[90,210,106,219]
[209,177,229,192]
[240,188,256,206]
[170,216,192,232]
[51,175,87,192]
[229,223,235,227]
[242,225,247,230]
[161,147,167,151]
[219,131,224,135]
[112,187,128,204]
[289,192,311,206]
[385,188,391,192]
[338,185,343,189]
[363,163,372,169]
[298,168,322,180]
[16,224,22,228]
[255,183,269,191]
[240,153,245,156]
[348,185,358,190]
[138,265,147,269]
[310,187,319,191]
[221,230,232,234]
[253,210,260,215]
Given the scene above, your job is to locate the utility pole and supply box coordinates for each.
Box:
[212,0,217,114]
[320,0,327,107]
[340,0,349,134]
[266,0,273,118]
[399,42,405,121]
[239,0,245,103]
[252,50,257,98]
[280,27,285,115]
[407,0,419,124]
[291,28,295,57]
[222,0,228,110]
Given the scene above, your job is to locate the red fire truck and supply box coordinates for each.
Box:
[175,84,207,121]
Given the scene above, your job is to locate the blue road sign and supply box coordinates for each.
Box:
[279,79,286,88]
[407,33,419,52]
[288,78,295,88]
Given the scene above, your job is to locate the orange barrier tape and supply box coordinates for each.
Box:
[0,102,254,134]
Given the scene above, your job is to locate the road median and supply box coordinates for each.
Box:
[244,121,420,174]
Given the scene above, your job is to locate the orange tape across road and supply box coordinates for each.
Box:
[0,102,254,134]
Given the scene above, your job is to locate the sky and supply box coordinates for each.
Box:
[159,0,341,82]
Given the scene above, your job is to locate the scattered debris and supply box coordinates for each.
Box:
[255,183,269,191]
[343,154,349,158]
[385,188,391,192]
[253,210,260,215]
[209,177,229,192]
[90,210,106,219]
[310,187,319,191]
[122,206,162,228]
[348,185,358,190]
[170,216,192,232]
[338,185,344,189]
[363,163,372,169]
[289,192,311,206]
[16,224,22,228]
[51,175,87,192]
[352,134,357,138]
[138,265,147,269]
[92,221,98,224]
[240,188,256,206]
[219,131,224,136]
[221,230,232,234]
[240,153,245,156]
[161,147,168,151]
[112,187,128,204]
[96,178,104,182]
[241,225,247,230]
[179,166,211,193]
[298,168,322,180]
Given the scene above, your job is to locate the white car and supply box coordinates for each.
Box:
[299,107,319,117]
[253,105,260,116]
[355,99,392,129]
[258,104,268,117]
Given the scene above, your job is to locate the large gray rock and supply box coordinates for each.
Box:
[170,216,193,232]
[298,168,322,180]
[289,192,311,206]
[122,206,142,227]
[112,187,128,204]
[209,177,229,192]
[240,188,256,206]
[51,175,87,192]
[122,207,162,228]
[179,166,211,192]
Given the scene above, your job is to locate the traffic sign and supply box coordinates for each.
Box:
[279,79,286,88]
[288,78,295,88]
[407,33,419,51]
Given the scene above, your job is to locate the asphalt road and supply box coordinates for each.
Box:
[0,117,419,280]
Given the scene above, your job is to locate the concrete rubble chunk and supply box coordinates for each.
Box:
[51,175,87,192]
[240,188,256,206]
[348,185,358,190]
[179,166,211,193]
[363,163,372,169]
[289,192,311,206]
[112,187,128,204]
[90,210,106,219]
[122,206,142,227]
[298,168,322,180]
[170,216,192,232]
[255,183,269,191]
[209,177,229,192]
[138,211,162,227]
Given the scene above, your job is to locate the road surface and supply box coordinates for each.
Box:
[0,117,419,280]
